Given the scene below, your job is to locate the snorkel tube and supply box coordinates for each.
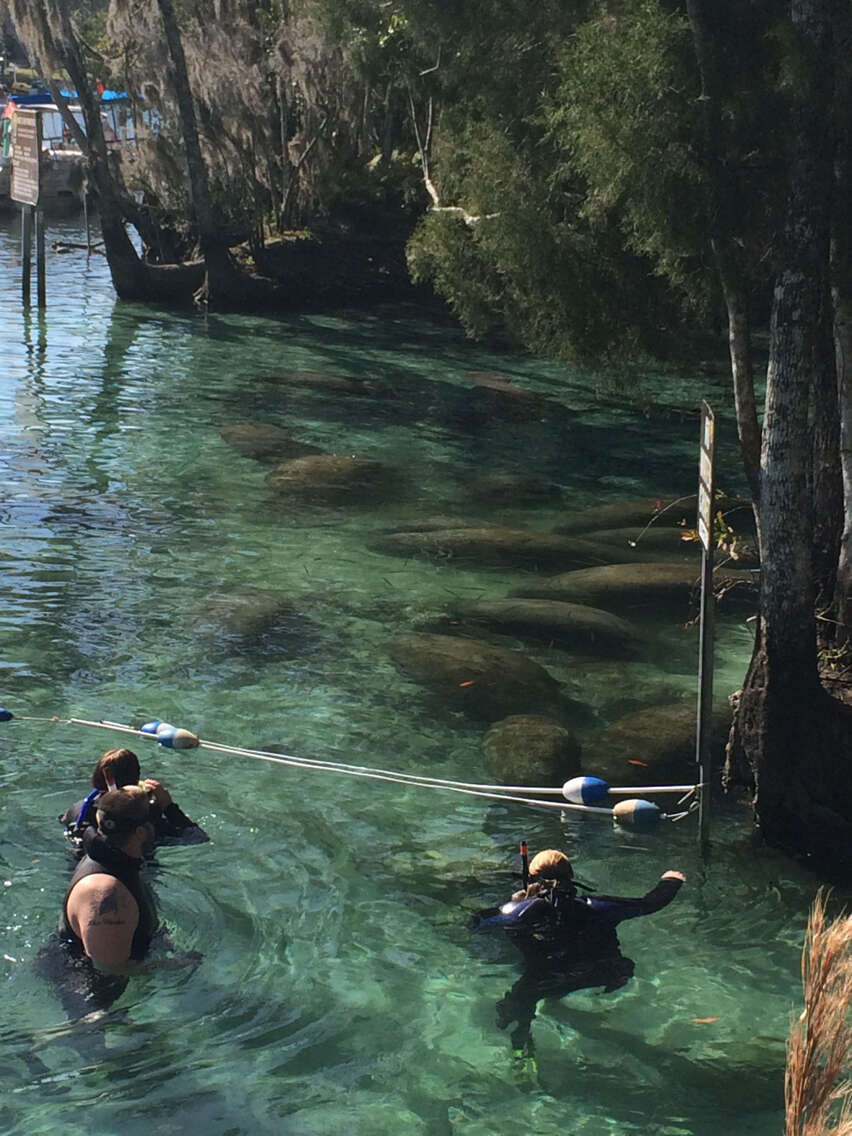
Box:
[520,840,529,889]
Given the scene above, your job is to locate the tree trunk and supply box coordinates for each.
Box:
[686,0,762,517]
[832,8,852,642]
[32,8,203,303]
[156,0,238,304]
[811,284,842,615]
[730,0,852,875]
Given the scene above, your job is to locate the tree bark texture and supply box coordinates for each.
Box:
[832,8,852,640]
[156,0,238,304]
[686,0,762,515]
[731,0,852,874]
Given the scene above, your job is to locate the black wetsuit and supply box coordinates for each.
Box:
[476,874,683,1053]
[36,829,159,1019]
[59,827,159,960]
[60,791,207,850]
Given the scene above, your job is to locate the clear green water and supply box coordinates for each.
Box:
[0,213,816,1135]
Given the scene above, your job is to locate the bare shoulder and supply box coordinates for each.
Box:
[67,873,138,925]
[67,873,140,968]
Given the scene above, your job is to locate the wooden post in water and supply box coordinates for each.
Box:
[695,402,716,855]
[21,205,32,306]
[82,180,91,251]
[35,207,46,308]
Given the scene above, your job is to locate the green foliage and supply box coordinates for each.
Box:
[408,123,684,360]
[550,0,786,321]
[549,1,710,309]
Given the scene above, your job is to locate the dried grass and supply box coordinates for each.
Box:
[786,889,852,1135]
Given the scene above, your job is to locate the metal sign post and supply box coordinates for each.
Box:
[11,109,45,308]
[696,402,716,854]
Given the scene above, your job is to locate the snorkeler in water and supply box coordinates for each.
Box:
[472,848,685,1058]
[59,747,207,851]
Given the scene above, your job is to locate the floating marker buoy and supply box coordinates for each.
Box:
[155,723,199,749]
[0,708,13,722]
[562,776,609,805]
[612,798,663,827]
[140,720,162,735]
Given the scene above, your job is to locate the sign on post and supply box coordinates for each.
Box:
[10,109,42,207]
[695,402,716,854]
[698,407,715,551]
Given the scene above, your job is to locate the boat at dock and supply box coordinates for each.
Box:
[0,88,137,212]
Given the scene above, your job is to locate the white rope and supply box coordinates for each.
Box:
[13,714,698,820]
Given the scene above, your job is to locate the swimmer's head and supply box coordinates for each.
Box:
[96,786,154,844]
[92,748,141,792]
[528,849,574,883]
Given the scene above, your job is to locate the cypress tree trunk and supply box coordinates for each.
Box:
[832,8,852,641]
[156,0,238,305]
[24,2,203,303]
[686,0,762,514]
[731,0,852,874]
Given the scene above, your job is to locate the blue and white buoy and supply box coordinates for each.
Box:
[562,776,610,805]
[155,722,200,749]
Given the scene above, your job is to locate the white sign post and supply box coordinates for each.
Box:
[696,402,716,853]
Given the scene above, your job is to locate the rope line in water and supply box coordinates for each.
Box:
[6,712,698,823]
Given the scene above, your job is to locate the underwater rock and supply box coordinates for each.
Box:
[457,372,554,422]
[583,701,732,785]
[581,524,759,566]
[579,525,699,558]
[219,421,323,464]
[369,527,645,570]
[256,370,386,396]
[555,496,700,535]
[483,714,582,786]
[193,587,325,656]
[462,371,551,404]
[514,562,758,612]
[387,632,565,722]
[266,454,400,505]
[379,515,497,534]
[466,473,563,504]
[450,597,643,656]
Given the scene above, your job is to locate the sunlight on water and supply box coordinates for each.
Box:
[0,210,817,1135]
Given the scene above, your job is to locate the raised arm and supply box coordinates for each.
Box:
[65,874,140,970]
[587,870,686,923]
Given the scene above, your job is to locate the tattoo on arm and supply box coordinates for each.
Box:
[97,893,119,916]
[87,890,127,927]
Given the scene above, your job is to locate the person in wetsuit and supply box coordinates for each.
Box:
[36,786,161,1018]
[474,848,685,1057]
[61,786,160,971]
[59,746,206,850]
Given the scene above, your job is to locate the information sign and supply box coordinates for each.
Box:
[11,109,41,207]
[697,405,716,551]
[695,400,716,854]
